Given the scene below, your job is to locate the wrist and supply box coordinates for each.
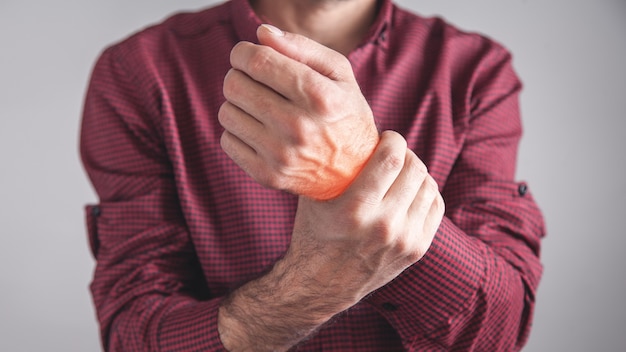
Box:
[217,255,341,351]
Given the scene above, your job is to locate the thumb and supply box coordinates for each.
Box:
[256,24,353,82]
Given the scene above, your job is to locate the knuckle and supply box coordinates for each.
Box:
[255,171,273,188]
[219,132,231,153]
[329,54,352,79]
[336,54,351,70]
[230,42,252,68]
[247,46,273,76]
[229,42,244,64]
[265,175,284,190]
[371,217,397,246]
[413,156,428,177]
[402,234,427,263]
[255,167,285,190]
[231,41,248,53]
[377,144,405,173]
[272,146,296,169]
[404,152,427,181]
[284,118,310,146]
[393,236,410,255]
[217,103,229,127]
[392,229,423,263]
[434,193,446,216]
[222,69,236,99]
[222,69,249,103]
[437,194,446,212]
[322,92,344,115]
[309,92,331,115]
[406,246,424,263]
[380,130,408,150]
[302,73,331,110]
[425,175,440,195]
[341,200,371,227]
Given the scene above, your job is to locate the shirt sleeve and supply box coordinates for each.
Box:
[365,42,545,351]
[81,46,228,351]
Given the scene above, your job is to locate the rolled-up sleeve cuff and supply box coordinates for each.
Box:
[366,217,486,346]
[158,297,228,351]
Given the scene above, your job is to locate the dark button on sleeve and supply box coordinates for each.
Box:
[518,183,528,196]
[91,206,102,217]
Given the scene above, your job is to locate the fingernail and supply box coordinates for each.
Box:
[261,24,284,36]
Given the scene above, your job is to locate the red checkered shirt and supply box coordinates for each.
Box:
[80,0,545,350]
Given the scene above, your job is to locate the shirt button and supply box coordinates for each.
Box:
[91,206,102,217]
[518,184,528,196]
[382,302,398,311]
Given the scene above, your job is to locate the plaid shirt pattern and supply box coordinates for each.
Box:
[80,0,545,350]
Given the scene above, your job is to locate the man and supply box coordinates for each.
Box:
[81,0,545,350]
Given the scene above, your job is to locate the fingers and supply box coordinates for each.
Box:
[220,130,259,176]
[407,172,444,255]
[383,148,429,210]
[218,99,282,185]
[345,130,444,236]
[220,129,287,191]
[222,68,292,127]
[344,130,406,203]
[422,190,445,236]
[229,41,325,104]
[218,101,266,153]
[229,25,353,103]
[409,174,441,225]
[371,141,442,230]
[256,24,353,82]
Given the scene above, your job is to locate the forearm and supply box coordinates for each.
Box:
[216,134,446,351]
[217,246,357,351]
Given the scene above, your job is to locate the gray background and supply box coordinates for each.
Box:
[1,0,624,351]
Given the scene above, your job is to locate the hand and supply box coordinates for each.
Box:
[219,24,379,200]
[218,131,445,351]
[286,130,445,304]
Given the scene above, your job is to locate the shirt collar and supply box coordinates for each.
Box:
[362,0,393,49]
[230,0,393,49]
[231,0,263,43]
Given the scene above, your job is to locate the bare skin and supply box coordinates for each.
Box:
[220,23,380,199]
[222,0,381,200]
[217,3,445,350]
[249,0,378,55]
